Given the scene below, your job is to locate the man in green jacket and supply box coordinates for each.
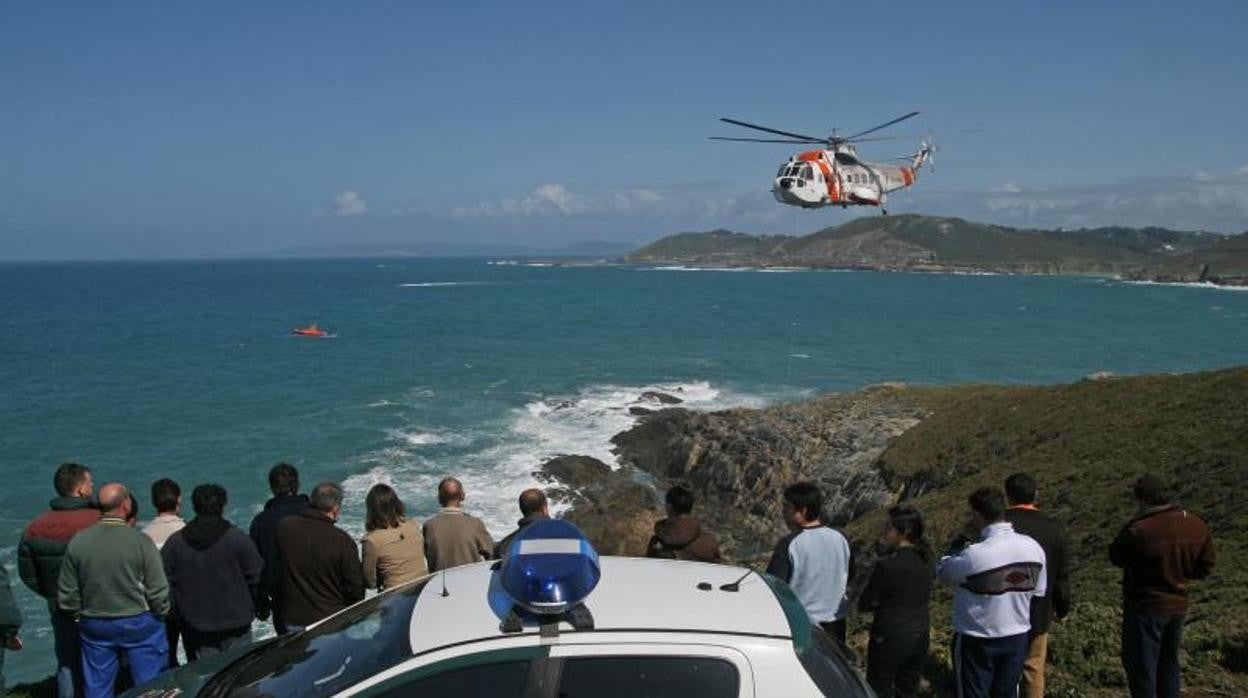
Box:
[58,483,170,697]
[0,565,24,697]
[18,462,99,698]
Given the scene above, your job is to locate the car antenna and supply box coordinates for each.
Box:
[719,538,765,592]
[439,570,449,597]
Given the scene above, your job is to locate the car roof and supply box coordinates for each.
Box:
[408,556,793,656]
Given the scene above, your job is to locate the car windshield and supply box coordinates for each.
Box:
[204,577,429,697]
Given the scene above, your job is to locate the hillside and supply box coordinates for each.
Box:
[628,229,792,263]
[567,367,1248,695]
[626,215,1245,283]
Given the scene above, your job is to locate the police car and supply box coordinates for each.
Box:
[128,521,871,697]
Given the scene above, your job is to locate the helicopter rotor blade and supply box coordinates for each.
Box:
[843,111,921,141]
[709,136,825,144]
[719,118,826,143]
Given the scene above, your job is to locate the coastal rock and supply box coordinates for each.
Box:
[629,406,654,416]
[640,390,683,405]
[536,455,662,556]
[610,386,927,560]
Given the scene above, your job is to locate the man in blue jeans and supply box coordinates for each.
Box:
[938,487,1047,698]
[1110,475,1214,698]
[58,483,171,697]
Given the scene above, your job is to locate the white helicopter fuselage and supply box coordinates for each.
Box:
[773,145,925,209]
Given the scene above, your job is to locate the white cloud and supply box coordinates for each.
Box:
[451,183,672,219]
[1236,165,1248,176]
[993,181,1024,194]
[942,167,1248,232]
[333,190,368,216]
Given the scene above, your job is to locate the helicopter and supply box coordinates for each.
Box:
[712,111,934,214]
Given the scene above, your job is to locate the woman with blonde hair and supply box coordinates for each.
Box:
[361,484,427,590]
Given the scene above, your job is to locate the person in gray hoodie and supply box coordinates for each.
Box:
[162,484,263,661]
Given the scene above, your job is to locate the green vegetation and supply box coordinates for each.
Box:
[628,229,791,262]
[845,367,1248,695]
[627,214,1246,283]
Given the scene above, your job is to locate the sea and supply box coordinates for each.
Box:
[3,257,1248,683]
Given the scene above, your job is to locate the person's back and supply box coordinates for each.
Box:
[938,520,1046,638]
[142,478,186,550]
[57,483,170,696]
[162,484,263,659]
[1110,504,1214,614]
[495,488,551,560]
[19,465,101,601]
[647,515,722,562]
[275,482,363,629]
[248,463,309,631]
[1003,472,1072,698]
[422,477,493,572]
[58,518,170,621]
[423,510,494,571]
[645,486,722,563]
[766,483,852,645]
[361,519,426,590]
[1109,475,1214,698]
[860,545,932,635]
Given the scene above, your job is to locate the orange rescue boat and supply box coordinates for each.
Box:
[291,324,328,338]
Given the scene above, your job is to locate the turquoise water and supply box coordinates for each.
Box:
[3,258,1248,682]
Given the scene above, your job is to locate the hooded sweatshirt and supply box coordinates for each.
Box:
[162,516,263,632]
[646,515,722,563]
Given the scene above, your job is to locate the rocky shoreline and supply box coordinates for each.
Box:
[532,368,1248,694]
[537,383,931,561]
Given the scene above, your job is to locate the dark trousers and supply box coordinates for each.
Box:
[1122,607,1183,698]
[868,630,928,698]
[79,612,168,698]
[953,632,1029,698]
[51,607,84,698]
[819,619,848,649]
[183,625,251,662]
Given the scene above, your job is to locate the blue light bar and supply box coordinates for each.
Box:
[500,519,601,615]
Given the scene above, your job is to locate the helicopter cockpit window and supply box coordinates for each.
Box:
[834,152,858,165]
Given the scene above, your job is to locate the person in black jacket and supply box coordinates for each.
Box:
[248,463,309,634]
[1004,473,1071,698]
[857,506,933,698]
[274,482,364,631]
[163,484,263,661]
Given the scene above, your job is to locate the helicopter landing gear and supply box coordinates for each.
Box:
[881,208,888,216]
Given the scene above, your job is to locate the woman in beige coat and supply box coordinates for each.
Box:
[361,484,428,590]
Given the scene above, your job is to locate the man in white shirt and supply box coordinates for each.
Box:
[938,486,1046,698]
[142,478,186,549]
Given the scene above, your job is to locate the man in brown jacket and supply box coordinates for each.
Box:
[645,485,722,563]
[422,477,494,572]
[275,482,364,632]
[1109,474,1215,698]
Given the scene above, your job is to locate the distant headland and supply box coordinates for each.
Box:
[624,214,1248,287]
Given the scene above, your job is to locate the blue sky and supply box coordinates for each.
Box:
[2,1,1246,259]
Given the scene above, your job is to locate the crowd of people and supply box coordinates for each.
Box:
[0,461,1216,698]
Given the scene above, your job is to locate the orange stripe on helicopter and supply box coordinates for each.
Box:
[901,167,915,187]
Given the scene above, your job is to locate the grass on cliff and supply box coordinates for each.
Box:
[845,367,1248,696]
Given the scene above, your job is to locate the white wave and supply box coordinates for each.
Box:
[399,281,489,288]
[788,353,812,359]
[384,428,454,447]
[1121,280,1248,292]
[366,399,395,408]
[336,380,774,542]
